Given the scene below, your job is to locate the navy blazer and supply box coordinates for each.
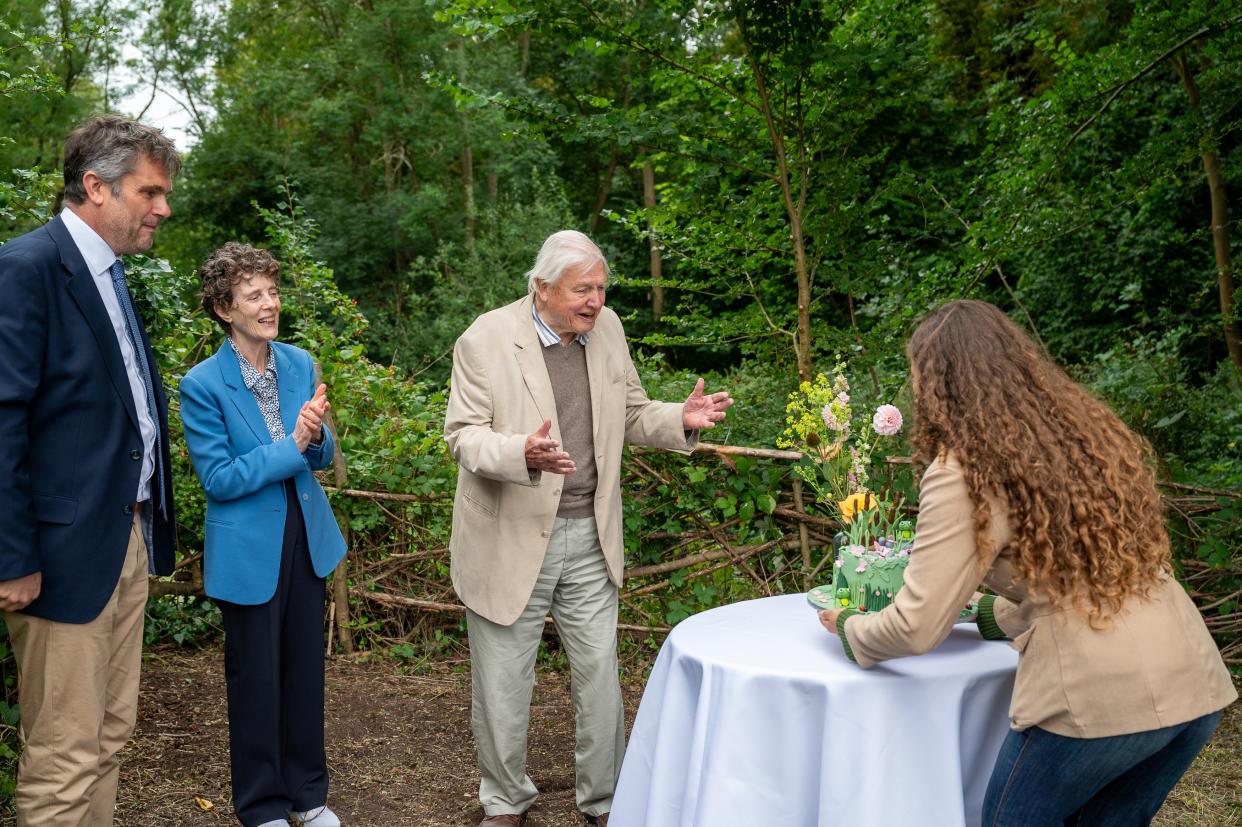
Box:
[0,215,176,623]
[180,340,346,605]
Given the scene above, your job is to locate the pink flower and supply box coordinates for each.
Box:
[872,404,903,436]
[821,405,842,431]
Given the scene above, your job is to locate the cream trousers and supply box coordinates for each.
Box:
[466,516,624,819]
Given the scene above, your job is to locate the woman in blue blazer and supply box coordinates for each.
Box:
[181,243,347,827]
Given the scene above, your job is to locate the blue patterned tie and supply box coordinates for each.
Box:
[109,259,165,516]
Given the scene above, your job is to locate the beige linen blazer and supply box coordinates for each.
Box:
[844,453,1236,738]
[444,295,693,625]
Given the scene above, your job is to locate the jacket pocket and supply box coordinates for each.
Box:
[461,475,499,518]
[32,492,77,525]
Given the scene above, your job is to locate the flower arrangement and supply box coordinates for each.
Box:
[777,365,907,542]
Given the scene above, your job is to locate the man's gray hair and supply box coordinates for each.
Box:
[62,114,181,205]
[526,230,609,294]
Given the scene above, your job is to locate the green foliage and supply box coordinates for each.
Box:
[384,624,467,675]
[1082,328,1242,476]
[1,0,1239,681]
[1,4,109,239]
[371,181,576,383]
[144,595,222,647]
[0,2,113,177]
[0,619,16,803]
[0,166,58,230]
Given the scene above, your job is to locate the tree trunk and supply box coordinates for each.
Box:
[1173,52,1242,375]
[746,47,812,381]
[316,362,354,654]
[591,84,630,235]
[458,38,477,255]
[643,162,664,320]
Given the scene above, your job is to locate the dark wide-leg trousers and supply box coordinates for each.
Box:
[217,480,329,827]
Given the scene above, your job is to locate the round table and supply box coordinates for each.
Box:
[610,594,1019,827]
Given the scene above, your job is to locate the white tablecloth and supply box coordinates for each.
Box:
[611,594,1019,827]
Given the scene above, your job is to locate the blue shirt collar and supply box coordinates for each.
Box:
[531,298,590,347]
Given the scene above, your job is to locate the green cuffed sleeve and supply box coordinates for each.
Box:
[836,607,862,663]
[976,594,1010,641]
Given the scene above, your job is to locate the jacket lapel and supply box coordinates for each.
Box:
[514,295,558,429]
[52,216,142,434]
[583,329,605,443]
[215,342,274,444]
[274,344,302,439]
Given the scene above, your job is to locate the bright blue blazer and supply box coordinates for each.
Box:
[180,340,346,605]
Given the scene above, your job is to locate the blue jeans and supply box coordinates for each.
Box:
[982,710,1222,826]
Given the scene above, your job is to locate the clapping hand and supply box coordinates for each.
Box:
[293,384,330,451]
[525,418,577,475]
[682,378,734,430]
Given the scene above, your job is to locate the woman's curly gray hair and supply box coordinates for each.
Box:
[199,243,281,334]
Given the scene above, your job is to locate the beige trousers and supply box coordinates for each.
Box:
[466,516,625,820]
[5,513,149,827]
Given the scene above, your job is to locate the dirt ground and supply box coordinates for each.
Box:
[15,642,1235,827]
[112,646,647,826]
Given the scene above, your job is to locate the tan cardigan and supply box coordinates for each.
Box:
[444,295,692,626]
[842,454,1236,738]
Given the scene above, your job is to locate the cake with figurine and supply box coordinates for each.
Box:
[807,519,914,613]
[807,519,978,622]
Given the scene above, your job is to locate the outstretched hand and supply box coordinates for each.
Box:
[682,378,734,430]
[525,418,576,475]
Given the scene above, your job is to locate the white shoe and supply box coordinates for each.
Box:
[257,821,290,827]
[289,805,342,826]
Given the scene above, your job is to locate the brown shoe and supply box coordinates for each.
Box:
[480,815,521,827]
[585,814,609,826]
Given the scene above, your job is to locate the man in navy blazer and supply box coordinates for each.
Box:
[0,115,179,825]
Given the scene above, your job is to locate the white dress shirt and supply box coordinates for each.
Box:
[60,207,157,504]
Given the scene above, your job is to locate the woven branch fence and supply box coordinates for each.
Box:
[153,442,1242,665]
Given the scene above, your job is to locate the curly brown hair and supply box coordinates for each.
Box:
[906,300,1170,622]
[200,243,281,334]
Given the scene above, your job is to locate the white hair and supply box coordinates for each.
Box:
[526,230,609,294]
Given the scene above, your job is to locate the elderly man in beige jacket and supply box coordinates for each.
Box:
[445,230,732,826]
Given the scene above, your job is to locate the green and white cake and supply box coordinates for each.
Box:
[807,522,914,613]
[829,543,910,611]
[807,525,979,621]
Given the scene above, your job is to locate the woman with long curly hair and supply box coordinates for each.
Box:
[818,299,1235,824]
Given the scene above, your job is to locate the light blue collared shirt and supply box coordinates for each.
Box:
[60,207,158,505]
[532,299,591,347]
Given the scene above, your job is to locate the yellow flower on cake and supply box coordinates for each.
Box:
[837,491,878,525]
